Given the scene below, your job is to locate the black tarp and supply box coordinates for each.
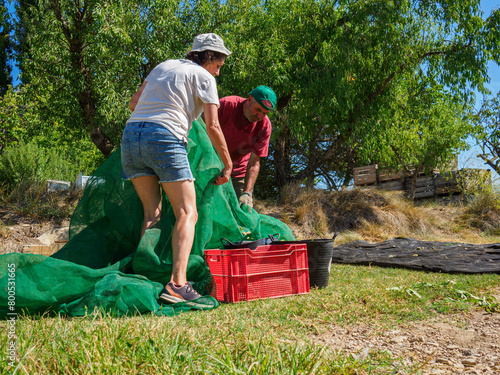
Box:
[332,237,500,274]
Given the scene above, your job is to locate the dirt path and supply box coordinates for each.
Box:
[314,306,500,374]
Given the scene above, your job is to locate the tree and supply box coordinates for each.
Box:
[369,78,473,198]
[0,0,12,95]
[10,0,500,195]
[17,0,141,157]
[221,0,498,194]
[474,94,500,175]
[14,0,254,157]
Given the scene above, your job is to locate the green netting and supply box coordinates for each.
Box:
[0,119,294,318]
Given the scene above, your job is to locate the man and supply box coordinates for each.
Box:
[217,85,277,209]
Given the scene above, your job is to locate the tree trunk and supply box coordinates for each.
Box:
[77,70,114,157]
[274,123,292,190]
[273,94,293,191]
[89,127,114,158]
[51,0,114,158]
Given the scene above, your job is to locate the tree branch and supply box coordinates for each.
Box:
[477,154,500,174]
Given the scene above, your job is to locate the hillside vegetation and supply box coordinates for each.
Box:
[2,182,500,249]
[256,184,500,246]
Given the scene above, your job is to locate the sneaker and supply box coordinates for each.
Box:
[159,282,212,309]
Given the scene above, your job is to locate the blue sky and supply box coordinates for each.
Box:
[478,1,500,99]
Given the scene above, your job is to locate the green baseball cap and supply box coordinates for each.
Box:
[249,85,277,110]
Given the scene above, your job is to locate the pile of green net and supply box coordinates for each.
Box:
[0,119,294,318]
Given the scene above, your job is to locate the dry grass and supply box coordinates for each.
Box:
[0,218,8,238]
[255,184,333,240]
[0,185,82,225]
[280,183,333,239]
[257,184,500,245]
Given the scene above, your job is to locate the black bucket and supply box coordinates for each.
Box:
[272,233,337,288]
[221,234,280,250]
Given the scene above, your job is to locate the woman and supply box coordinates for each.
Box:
[121,33,233,306]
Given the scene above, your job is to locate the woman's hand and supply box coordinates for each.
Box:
[215,166,232,185]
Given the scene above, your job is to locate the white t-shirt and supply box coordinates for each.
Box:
[127,59,219,142]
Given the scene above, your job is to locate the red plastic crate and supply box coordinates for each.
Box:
[204,244,310,303]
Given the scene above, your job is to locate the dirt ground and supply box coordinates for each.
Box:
[314,309,500,374]
[1,205,499,374]
[0,207,70,254]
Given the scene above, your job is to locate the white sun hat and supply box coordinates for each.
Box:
[189,33,231,56]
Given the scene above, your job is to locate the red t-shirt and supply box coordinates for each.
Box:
[218,96,272,178]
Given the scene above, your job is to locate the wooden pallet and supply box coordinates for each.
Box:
[406,175,436,199]
[378,179,404,191]
[378,169,405,182]
[354,165,436,187]
[353,165,490,199]
[353,164,378,185]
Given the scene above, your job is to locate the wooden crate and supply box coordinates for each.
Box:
[22,241,68,256]
[52,241,68,253]
[23,245,54,256]
[407,176,436,199]
[378,169,404,182]
[354,164,490,200]
[414,189,436,199]
[353,165,378,186]
[378,179,404,191]
[435,171,461,195]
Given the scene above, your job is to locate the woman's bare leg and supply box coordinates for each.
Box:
[161,180,198,286]
[130,175,162,239]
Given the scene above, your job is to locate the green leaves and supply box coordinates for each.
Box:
[387,280,499,313]
[0,140,78,189]
[221,0,496,191]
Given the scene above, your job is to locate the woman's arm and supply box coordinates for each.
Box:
[203,103,233,185]
[130,81,148,111]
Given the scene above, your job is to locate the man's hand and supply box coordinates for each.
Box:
[239,192,253,212]
[215,166,231,185]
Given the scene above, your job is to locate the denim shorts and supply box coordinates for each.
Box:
[121,122,194,183]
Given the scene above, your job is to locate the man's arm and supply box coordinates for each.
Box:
[203,103,233,185]
[130,81,148,111]
[243,152,261,193]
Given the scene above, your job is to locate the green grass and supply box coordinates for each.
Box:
[1,264,498,374]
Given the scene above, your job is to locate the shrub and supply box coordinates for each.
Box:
[457,171,500,232]
[459,169,500,215]
[0,141,79,193]
[279,183,332,237]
